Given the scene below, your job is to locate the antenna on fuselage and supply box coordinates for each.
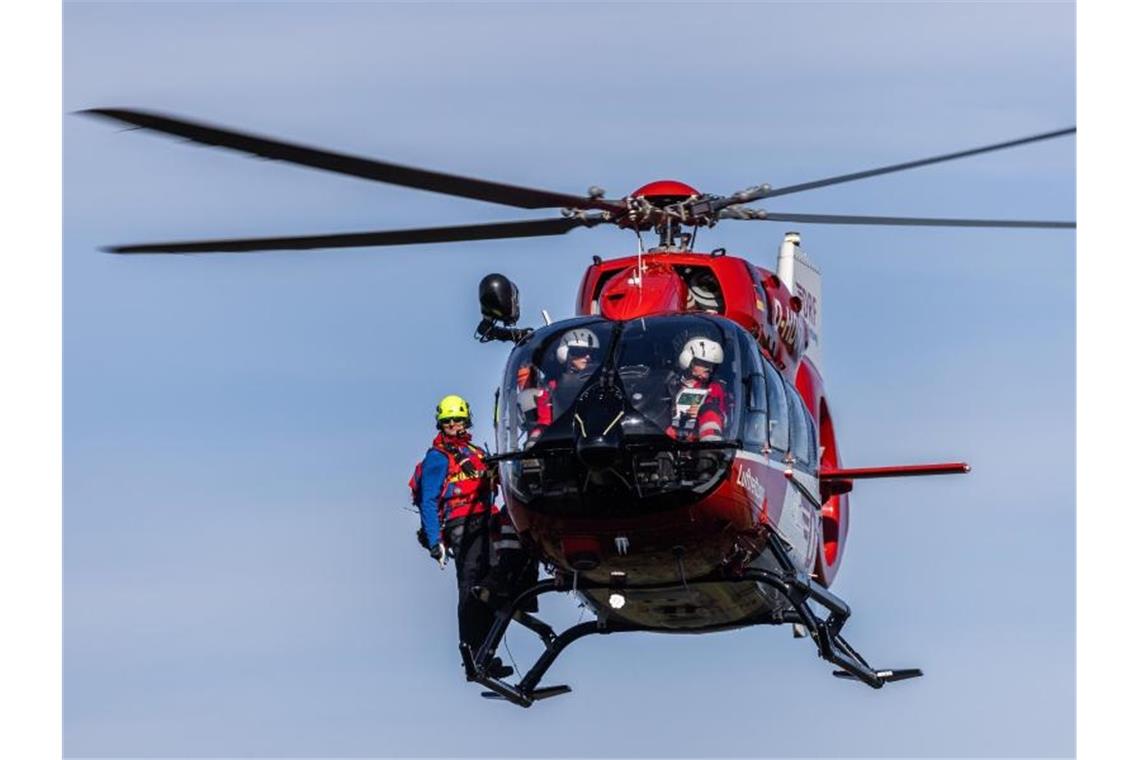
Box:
[634,228,646,291]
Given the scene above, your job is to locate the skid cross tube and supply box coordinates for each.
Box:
[467,539,918,705]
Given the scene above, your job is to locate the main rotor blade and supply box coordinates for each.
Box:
[104,217,592,254]
[749,127,1076,202]
[719,209,1074,229]
[82,108,625,213]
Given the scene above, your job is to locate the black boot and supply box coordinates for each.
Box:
[472,583,512,607]
[463,655,514,680]
[487,656,514,679]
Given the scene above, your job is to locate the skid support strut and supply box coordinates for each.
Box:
[464,538,920,706]
[462,578,649,707]
[758,534,922,688]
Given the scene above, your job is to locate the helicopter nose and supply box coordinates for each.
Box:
[576,430,622,468]
[573,383,626,469]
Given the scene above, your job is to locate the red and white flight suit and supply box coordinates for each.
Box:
[667,337,729,442]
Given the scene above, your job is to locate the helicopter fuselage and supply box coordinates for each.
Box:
[491,250,840,631]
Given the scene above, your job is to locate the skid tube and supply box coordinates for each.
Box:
[464,537,920,707]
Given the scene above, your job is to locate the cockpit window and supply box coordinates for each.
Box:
[496,315,742,454]
[762,357,790,452]
[498,319,615,453]
[741,339,768,450]
[615,316,738,442]
[494,315,745,514]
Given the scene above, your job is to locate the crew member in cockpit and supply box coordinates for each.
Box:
[667,337,729,442]
[530,328,601,441]
[684,269,724,313]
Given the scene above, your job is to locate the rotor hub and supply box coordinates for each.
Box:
[629,180,701,207]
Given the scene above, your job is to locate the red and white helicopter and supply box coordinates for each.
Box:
[83,109,1074,706]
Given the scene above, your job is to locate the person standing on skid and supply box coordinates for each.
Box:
[416,394,513,679]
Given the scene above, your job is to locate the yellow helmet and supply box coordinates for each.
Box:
[435,394,472,427]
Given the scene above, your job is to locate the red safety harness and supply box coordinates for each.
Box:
[426,433,494,524]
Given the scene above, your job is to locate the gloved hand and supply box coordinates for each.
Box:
[430,543,448,570]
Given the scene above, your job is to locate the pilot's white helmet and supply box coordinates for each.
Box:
[556,328,600,363]
[678,337,724,369]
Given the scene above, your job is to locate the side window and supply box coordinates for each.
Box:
[785,378,810,465]
[762,358,789,452]
[590,270,621,314]
[805,411,819,470]
[741,342,767,450]
[678,266,725,314]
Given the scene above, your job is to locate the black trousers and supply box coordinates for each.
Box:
[445,512,496,655]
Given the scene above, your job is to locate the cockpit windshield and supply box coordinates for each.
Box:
[496,315,741,454]
[498,319,616,454]
[495,315,744,514]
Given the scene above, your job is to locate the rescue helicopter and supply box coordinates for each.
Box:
[82,109,1075,706]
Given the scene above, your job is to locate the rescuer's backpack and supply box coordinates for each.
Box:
[408,459,429,510]
[408,445,456,549]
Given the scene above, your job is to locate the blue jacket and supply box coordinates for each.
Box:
[418,449,450,548]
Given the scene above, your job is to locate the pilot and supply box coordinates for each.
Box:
[667,337,729,442]
[531,328,601,439]
[415,394,514,680]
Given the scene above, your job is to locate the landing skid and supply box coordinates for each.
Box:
[464,536,921,707]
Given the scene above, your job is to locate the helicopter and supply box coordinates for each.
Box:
[82,108,1074,707]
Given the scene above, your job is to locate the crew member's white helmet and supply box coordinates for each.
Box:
[556,328,601,363]
[687,272,721,311]
[678,337,724,369]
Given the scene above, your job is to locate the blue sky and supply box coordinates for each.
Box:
[64,2,1074,756]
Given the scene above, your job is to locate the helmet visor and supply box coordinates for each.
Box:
[567,346,596,360]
